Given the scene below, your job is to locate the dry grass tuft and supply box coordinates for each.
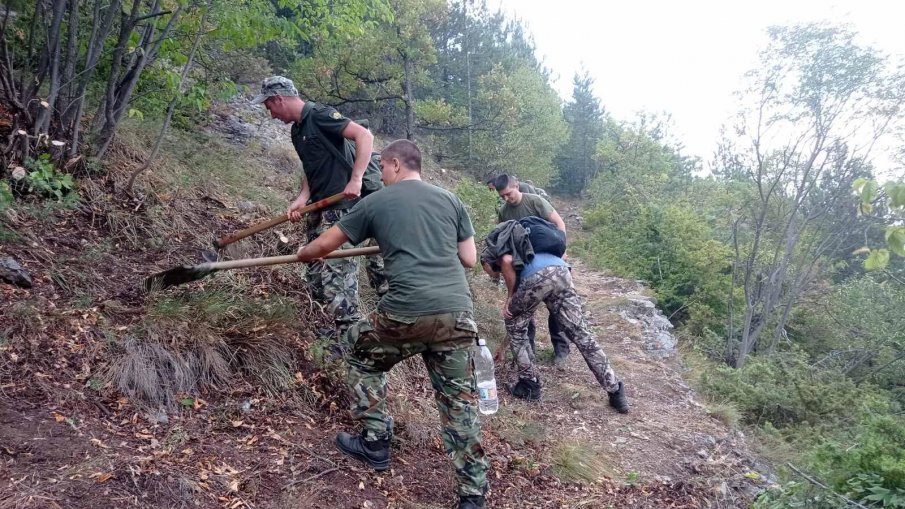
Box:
[229,334,297,394]
[551,440,614,484]
[706,401,741,429]
[108,336,217,409]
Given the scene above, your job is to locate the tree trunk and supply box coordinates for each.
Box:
[96,1,182,160]
[68,0,121,157]
[128,0,210,191]
[33,0,66,137]
[402,52,414,140]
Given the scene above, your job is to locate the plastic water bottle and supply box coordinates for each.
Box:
[473,338,498,415]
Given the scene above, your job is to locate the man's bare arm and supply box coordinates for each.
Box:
[288,178,311,221]
[297,225,349,261]
[500,254,518,319]
[457,236,477,268]
[340,121,374,199]
[548,210,566,233]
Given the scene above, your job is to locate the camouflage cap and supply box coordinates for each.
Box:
[251,76,298,104]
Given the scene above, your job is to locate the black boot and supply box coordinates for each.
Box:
[608,381,630,414]
[508,377,541,401]
[335,431,390,471]
[459,495,485,509]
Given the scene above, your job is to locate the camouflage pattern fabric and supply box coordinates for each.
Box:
[344,310,489,497]
[505,266,620,393]
[305,208,387,336]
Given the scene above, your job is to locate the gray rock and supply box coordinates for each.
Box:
[619,295,678,358]
[694,433,717,448]
[236,200,259,212]
[0,256,32,288]
[146,406,169,425]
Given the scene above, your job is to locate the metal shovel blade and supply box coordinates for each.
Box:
[144,264,217,292]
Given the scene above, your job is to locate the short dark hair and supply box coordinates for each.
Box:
[381,139,422,173]
[491,174,518,192]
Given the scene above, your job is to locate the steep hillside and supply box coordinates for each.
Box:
[0,101,767,508]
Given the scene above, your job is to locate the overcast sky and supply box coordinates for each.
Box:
[490,0,905,167]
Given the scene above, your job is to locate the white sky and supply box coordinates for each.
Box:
[490,0,905,167]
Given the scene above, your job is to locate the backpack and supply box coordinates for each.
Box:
[518,216,566,257]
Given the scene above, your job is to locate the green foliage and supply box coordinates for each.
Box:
[752,479,846,509]
[788,276,905,405]
[816,415,905,491]
[454,179,498,241]
[469,63,567,185]
[704,352,904,507]
[554,70,604,195]
[846,473,905,507]
[855,179,905,268]
[24,155,75,201]
[699,352,889,427]
[0,182,12,211]
[417,0,564,177]
[293,0,440,134]
[576,201,731,335]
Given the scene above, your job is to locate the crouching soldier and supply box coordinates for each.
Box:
[482,219,629,412]
[297,140,489,509]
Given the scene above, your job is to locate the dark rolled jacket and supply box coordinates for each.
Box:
[481,220,534,274]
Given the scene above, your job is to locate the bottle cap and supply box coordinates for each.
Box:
[477,338,486,346]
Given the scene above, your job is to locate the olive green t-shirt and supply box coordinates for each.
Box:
[337,180,475,316]
[498,193,555,222]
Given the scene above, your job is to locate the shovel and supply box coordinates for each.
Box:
[145,245,380,292]
[200,193,345,263]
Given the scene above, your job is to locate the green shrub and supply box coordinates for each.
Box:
[0,181,12,210]
[576,201,731,334]
[699,352,888,428]
[24,154,75,201]
[454,179,498,241]
[815,415,905,494]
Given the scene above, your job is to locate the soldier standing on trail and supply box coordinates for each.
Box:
[488,174,572,366]
[296,140,490,509]
[483,226,630,412]
[252,76,387,341]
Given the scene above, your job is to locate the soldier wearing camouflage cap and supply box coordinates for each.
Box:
[253,76,387,342]
[297,140,490,509]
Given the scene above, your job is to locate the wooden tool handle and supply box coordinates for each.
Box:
[205,246,380,271]
[213,193,345,248]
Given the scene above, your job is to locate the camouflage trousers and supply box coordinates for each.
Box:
[505,266,620,393]
[305,208,388,337]
[344,310,489,497]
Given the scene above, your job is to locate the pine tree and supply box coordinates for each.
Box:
[554,70,605,195]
